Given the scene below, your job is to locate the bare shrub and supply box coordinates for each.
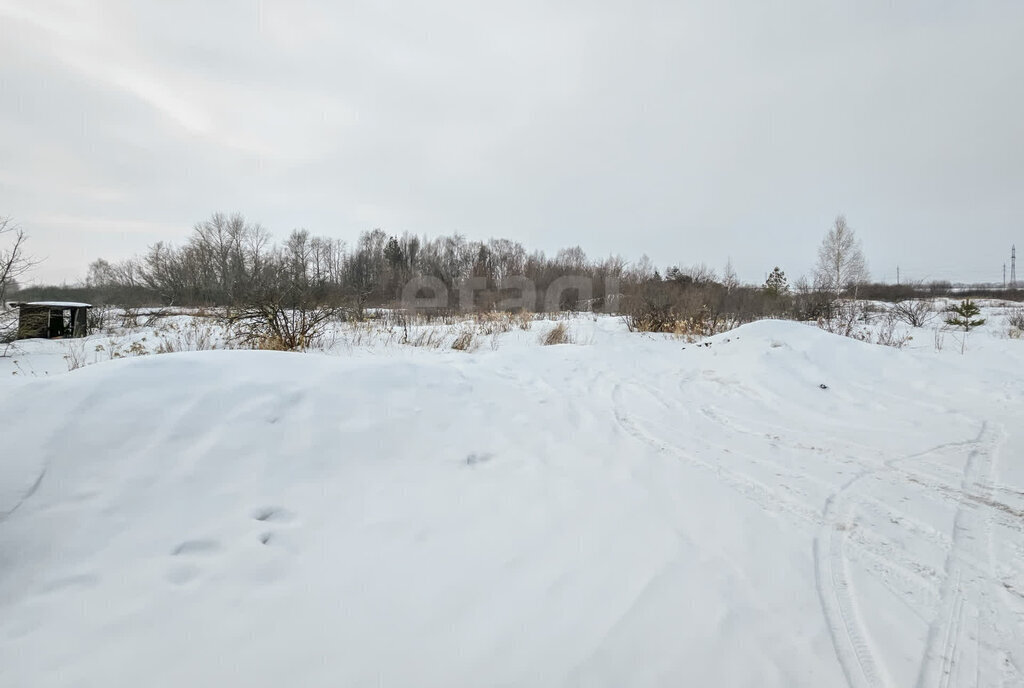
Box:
[87,306,115,334]
[63,341,88,371]
[624,301,677,333]
[818,302,912,348]
[789,278,833,321]
[625,309,669,333]
[1007,307,1024,332]
[891,300,935,327]
[228,305,341,351]
[674,307,739,337]
[0,312,16,348]
[874,311,913,349]
[119,307,142,329]
[541,322,572,346]
[623,280,689,333]
[623,278,747,336]
[817,300,869,339]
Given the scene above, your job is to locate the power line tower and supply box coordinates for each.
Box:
[1013,244,1017,288]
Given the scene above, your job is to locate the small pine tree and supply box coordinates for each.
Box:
[945,299,985,332]
[763,266,789,296]
[945,299,985,354]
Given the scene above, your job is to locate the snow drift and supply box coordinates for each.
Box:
[1,319,1023,687]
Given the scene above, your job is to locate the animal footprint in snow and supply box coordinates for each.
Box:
[252,506,294,524]
[256,528,301,554]
[171,539,221,556]
[166,539,222,585]
[252,507,299,550]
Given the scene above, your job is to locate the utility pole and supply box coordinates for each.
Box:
[1013,244,1018,288]
[896,265,900,285]
[1005,263,1008,288]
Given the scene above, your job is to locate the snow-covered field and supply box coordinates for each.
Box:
[1,308,1023,687]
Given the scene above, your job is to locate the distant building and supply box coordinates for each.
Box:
[12,302,92,340]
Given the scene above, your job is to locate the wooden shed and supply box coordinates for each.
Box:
[13,302,93,340]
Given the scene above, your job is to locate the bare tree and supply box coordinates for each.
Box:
[813,215,868,296]
[226,246,344,351]
[0,217,38,303]
[722,258,739,292]
[1,217,41,345]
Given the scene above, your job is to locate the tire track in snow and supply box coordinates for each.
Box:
[914,423,1022,688]
[700,405,1024,535]
[611,382,902,683]
[610,384,945,604]
[714,412,1024,685]
[815,471,890,688]
[611,383,822,523]
[813,422,1020,688]
[615,382,971,594]
[612,384,1023,687]
[692,424,959,567]
[914,424,988,688]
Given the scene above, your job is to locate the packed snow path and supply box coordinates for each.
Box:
[1,320,1022,687]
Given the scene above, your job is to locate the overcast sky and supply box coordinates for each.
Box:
[2,0,1022,285]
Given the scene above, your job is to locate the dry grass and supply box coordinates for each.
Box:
[513,310,534,330]
[412,329,443,348]
[63,341,88,371]
[255,335,292,351]
[451,331,475,351]
[473,312,512,335]
[152,320,221,354]
[541,322,572,346]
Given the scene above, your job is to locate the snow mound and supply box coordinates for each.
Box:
[2,322,1023,687]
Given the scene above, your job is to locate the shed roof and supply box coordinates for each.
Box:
[16,301,93,309]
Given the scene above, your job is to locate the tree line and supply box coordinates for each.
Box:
[7,212,1021,325]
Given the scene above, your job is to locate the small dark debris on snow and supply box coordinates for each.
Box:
[819,384,829,390]
[466,452,494,466]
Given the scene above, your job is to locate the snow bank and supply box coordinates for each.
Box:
[2,319,1022,687]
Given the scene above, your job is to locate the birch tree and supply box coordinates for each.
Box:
[814,214,868,296]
